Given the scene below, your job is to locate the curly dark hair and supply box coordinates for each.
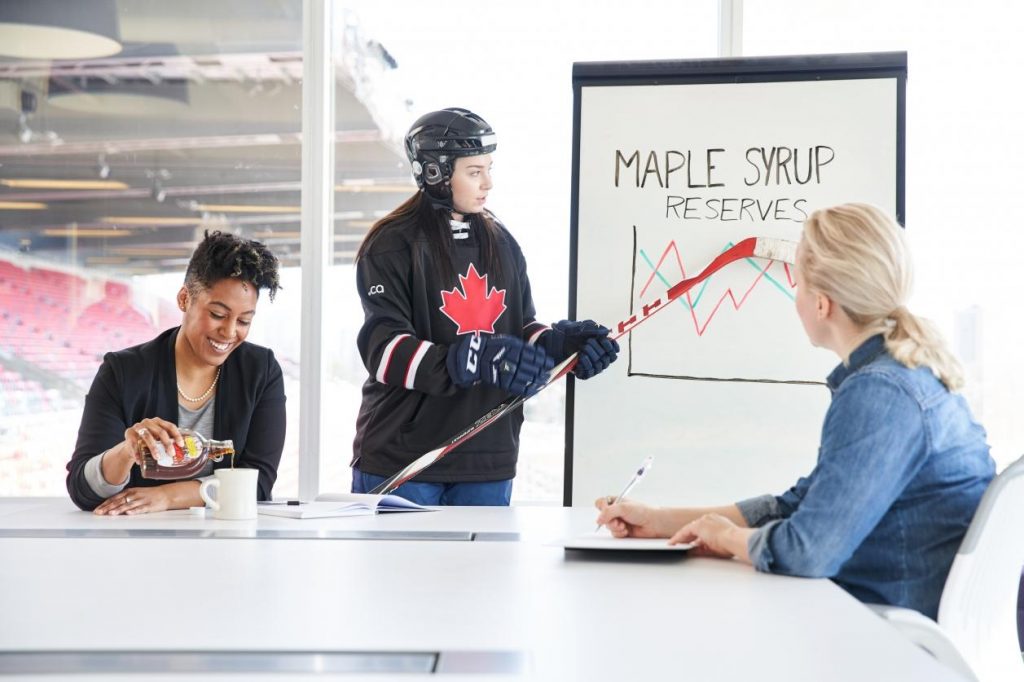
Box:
[184,230,281,301]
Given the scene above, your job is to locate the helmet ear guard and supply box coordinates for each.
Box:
[422,160,445,186]
[404,108,496,207]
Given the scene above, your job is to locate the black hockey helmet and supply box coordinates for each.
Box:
[404,107,496,209]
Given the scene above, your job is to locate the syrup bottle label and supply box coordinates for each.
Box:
[150,436,200,467]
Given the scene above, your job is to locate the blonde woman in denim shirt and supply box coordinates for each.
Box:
[595,203,995,619]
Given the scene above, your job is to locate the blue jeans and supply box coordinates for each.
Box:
[351,469,512,506]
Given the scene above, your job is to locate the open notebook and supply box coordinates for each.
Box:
[257,493,431,519]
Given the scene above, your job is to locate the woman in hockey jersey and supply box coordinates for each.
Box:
[351,107,619,505]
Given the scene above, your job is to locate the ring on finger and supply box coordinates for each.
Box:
[136,427,148,439]
[125,496,131,504]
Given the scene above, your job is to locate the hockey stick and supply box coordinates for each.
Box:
[369,236,796,495]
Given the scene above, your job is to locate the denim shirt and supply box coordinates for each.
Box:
[736,335,995,618]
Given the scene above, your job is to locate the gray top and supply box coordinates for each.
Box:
[84,400,216,497]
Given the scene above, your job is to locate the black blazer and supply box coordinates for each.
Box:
[66,327,286,510]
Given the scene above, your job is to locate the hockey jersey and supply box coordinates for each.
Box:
[351,218,550,482]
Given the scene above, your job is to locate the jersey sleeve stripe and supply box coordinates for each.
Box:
[376,333,411,384]
[403,340,431,389]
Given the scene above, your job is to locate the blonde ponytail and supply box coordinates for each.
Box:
[883,306,964,391]
[800,204,964,391]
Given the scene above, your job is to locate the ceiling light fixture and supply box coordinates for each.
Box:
[193,204,301,214]
[334,183,417,193]
[100,216,201,226]
[1,178,128,190]
[0,0,121,60]
[110,246,194,257]
[43,227,133,238]
[0,200,47,210]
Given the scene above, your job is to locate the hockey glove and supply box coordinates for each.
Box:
[540,319,619,380]
[447,334,554,397]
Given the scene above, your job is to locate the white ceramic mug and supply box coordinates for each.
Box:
[199,469,258,520]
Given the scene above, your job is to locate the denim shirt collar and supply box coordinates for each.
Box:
[826,334,887,391]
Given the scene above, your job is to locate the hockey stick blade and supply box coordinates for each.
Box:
[368,236,796,495]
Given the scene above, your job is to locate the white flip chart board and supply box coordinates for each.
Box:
[567,53,906,506]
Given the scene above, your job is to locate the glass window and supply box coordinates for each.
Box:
[317,7,414,495]
[323,1,719,501]
[745,0,1024,470]
[0,0,303,495]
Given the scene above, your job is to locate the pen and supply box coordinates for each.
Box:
[595,455,654,532]
[258,500,301,506]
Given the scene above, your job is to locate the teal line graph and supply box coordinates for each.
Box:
[638,241,796,311]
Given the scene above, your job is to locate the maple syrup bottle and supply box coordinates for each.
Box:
[138,429,235,480]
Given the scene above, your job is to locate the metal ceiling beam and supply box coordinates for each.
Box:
[0,129,381,157]
[0,178,412,202]
[0,51,304,82]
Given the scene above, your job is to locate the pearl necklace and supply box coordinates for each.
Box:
[178,366,221,403]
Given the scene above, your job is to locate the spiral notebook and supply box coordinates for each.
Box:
[257,493,431,519]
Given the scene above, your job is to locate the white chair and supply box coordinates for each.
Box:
[869,454,1024,682]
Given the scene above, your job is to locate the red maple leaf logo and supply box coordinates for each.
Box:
[439,264,507,335]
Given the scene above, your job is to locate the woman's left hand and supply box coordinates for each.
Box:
[94,486,172,516]
[668,513,752,562]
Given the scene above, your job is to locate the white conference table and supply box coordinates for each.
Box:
[0,498,965,681]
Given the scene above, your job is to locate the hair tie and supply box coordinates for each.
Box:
[885,305,908,328]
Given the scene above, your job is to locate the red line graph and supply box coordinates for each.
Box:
[638,241,797,337]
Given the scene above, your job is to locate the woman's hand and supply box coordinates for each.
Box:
[94,485,173,516]
[122,417,185,465]
[99,417,185,488]
[594,497,666,538]
[668,513,753,562]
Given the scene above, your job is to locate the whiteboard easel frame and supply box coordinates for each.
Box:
[564,52,907,506]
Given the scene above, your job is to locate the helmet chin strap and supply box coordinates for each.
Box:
[424,188,460,216]
[424,190,473,239]
[421,177,480,219]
